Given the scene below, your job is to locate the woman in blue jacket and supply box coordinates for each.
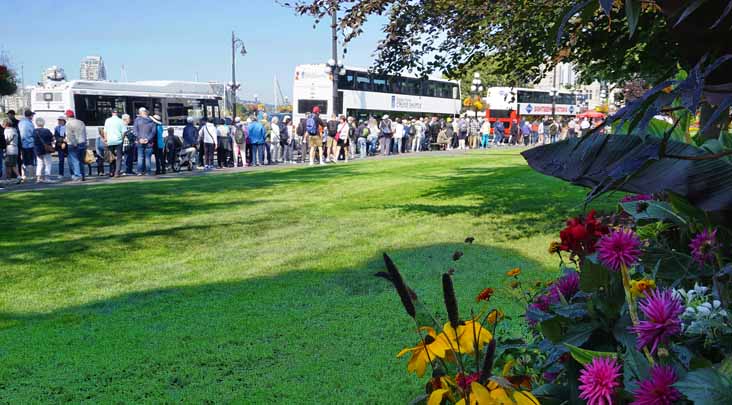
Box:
[152,114,166,174]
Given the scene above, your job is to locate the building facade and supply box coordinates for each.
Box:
[80,56,107,81]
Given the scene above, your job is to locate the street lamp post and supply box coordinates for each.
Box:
[231,31,247,119]
[550,87,558,121]
[326,0,345,117]
[469,72,484,117]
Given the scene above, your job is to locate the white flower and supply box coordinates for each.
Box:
[713,300,722,309]
[696,305,712,316]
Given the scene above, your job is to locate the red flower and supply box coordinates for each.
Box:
[476,288,494,303]
[456,372,482,390]
[559,210,609,259]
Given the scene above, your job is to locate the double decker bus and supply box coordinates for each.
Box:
[292,64,461,123]
[484,87,579,132]
[30,80,224,140]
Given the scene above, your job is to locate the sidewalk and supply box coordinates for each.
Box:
[0,147,527,193]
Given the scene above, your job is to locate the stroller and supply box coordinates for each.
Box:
[172,146,197,172]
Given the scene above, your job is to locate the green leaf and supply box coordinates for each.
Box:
[625,0,641,37]
[719,355,732,377]
[667,191,706,224]
[674,368,732,405]
[563,343,617,365]
[541,318,564,343]
[619,201,687,225]
[579,260,609,292]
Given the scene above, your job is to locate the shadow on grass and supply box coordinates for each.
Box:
[387,165,615,239]
[0,164,362,243]
[0,242,549,403]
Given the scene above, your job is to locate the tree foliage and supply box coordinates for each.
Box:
[283,0,680,86]
[0,65,17,97]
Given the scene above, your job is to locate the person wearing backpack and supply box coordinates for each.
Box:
[378,114,393,156]
[281,116,293,164]
[356,120,368,159]
[305,106,325,165]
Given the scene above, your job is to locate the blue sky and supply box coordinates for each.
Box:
[1,0,386,103]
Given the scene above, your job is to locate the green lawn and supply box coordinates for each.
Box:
[0,150,612,403]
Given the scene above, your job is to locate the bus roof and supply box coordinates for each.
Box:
[37,80,224,98]
[294,64,457,83]
[487,86,575,95]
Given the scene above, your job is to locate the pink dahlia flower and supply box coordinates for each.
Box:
[689,228,719,266]
[631,289,684,354]
[631,365,682,405]
[597,228,642,271]
[579,356,622,405]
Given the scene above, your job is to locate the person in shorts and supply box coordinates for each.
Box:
[306,106,325,165]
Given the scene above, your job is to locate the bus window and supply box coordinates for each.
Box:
[338,71,355,90]
[298,99,328,115]
[355,73,371,91]
[372,75,388,93]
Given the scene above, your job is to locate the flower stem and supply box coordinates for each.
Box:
[620,263,639,325]
[620,263,655,365]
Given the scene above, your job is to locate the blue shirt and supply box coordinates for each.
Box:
[133,116,156,144]
[19,117,35,149]
[248,121,266,144]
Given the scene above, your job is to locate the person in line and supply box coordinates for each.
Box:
[150,114,166,174]
[469,117,480,149]
[480,118,491,149]
[567,117,577,139]
[379,115,393,156]
[198,118,218,170]
[355,120,367,159]
[133,107,155,176]
[259,113,272,165]
[281,116,293,164]
[232,117,245,167]
[270,116,282,164]
[248,115,266,167]
[0,115,4,180]
[457,116,469,150]
[580,117,590,137]
[122,114,136,176]
[32,117,54,183]
[103,110,125,177]
[215,118,230,169]
[401,118,411,154]
[52,115,68,177]
[549,119,560,143]
[493,120,505,146]
[334,115,350,163]
[521,119,531,146]
[65,109,88,181]
[181,116,199,170]
[18,110,36,182]
[2,119,21,183]
[391,118,404,155]
[305,107,325,165]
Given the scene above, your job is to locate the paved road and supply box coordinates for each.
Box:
[0,146,529,193]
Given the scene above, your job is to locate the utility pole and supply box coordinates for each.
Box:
[331,0,339,116]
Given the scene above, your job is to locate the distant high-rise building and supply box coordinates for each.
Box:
[80,56,106,81]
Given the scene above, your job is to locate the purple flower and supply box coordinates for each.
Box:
[550,271,580,301]
[526,294,558,326]
[578,356,622,405]
[621,194,653,203]
[689,228,719,266]
[631,289,684,354]
[631,364,682,405]
[597,228,642,271]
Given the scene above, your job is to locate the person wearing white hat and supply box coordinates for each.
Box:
[232,117,245,166]
[151,114,166,174]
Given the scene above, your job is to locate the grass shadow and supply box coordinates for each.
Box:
[0,242,550,403]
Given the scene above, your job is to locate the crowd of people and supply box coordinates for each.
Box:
[0,106,602,188]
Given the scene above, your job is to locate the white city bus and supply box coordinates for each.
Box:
[292,64,461,123]
[30,80,224,139]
